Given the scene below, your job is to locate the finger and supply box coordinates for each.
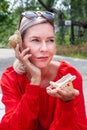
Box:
[20,48,30,57]
[15,44,21,58]
[49,81,59,89]
[19,46,23,52]
[22,54,32,64]
[57,88,79,101]
[72,89,80,96]
[47,87,74,100]
[46,88,62,98]
[15,45,31,61]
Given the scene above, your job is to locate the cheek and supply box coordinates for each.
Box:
[29,46,38,56]
[48,44,56,54]
[22,42,34,51]
[22,42,28,49]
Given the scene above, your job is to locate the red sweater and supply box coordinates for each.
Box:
[0,61,87,130]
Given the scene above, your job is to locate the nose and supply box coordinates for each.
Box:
[40,41,48,52]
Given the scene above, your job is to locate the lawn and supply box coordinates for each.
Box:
[56,43,87,59]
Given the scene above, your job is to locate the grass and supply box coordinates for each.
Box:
[56,43,87,59]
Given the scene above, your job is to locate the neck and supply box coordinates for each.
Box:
[40,66,49,80]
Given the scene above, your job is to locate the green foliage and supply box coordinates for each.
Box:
[71,0,87,21]
[0,0,43,47]
[0,0,10,22]
[43,0,55,8]
[0,0,87,48]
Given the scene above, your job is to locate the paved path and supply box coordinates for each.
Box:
[0,49,15,120]
[0,48,87,120]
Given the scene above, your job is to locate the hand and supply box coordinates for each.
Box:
[46,81,79,102]
[14,44,41,85]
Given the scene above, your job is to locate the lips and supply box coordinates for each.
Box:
[37,56,49,60]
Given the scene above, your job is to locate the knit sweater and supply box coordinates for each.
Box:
[0,61,87,130]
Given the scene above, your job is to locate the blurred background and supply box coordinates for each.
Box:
[0,0,87,59]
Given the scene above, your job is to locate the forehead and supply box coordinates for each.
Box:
[19,15,54,35]
[26,22,54,35]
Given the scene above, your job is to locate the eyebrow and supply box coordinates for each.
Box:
[30,36,55,39]
[46,36,55,39]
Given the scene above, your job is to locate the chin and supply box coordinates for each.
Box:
[35,62,50,69]
[32,58,52,68]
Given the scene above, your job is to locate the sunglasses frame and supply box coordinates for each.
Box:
[18,11,54,29]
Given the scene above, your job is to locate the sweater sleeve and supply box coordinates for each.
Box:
[49,63,87,130]
[0,69,40,130]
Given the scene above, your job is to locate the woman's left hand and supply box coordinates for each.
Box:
[46,82,79,102]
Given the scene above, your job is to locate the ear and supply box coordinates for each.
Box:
[8,30,22,49]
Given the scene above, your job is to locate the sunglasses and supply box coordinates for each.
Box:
[19,11,54,29]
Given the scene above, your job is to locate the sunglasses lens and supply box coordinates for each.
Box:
[22,11,54,21]
[43,12,54,20]
[22,12,38,19]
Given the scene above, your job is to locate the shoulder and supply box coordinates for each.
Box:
[1,66,26,84]
[1,66,28,95]
[52,60,76,71]
[1,66,18,79]
[52,60,82,79]
[1,66,15,77]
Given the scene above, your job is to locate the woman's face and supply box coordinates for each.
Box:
[23,23,56,68]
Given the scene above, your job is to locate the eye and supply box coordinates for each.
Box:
[32,39,39,42]
[50,39,54,42]
[47,38,55,43]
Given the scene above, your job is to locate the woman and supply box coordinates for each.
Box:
[0,11,87,130]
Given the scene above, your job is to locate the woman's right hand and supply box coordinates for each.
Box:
[14,44,41,85]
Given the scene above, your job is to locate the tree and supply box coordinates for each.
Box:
[0,0,10,22]
[0,0,44,46]
[70,0,87,44]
